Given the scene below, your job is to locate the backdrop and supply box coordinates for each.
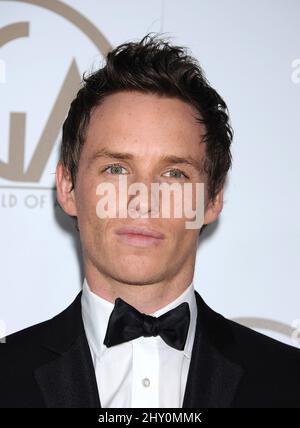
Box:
[0,0,299,348]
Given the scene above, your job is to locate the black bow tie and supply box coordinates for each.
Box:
[103,297,190,351]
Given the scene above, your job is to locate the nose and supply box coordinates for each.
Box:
[127,173,160,219]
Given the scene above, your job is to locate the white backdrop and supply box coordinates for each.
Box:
[0,0,299,347]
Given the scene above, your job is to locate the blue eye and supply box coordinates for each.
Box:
[103,164,128,175]
[102,165,188,179]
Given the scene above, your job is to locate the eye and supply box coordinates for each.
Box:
[102,163,128,175]
[163,169,189,179]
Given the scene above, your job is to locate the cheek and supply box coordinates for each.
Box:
[75,194,102,242]
[171,221,198,246]
[76,176,100,215]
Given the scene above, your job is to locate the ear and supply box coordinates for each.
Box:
[55,162,77,216]
[203,187,224,226]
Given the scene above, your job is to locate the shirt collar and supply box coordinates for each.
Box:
[81,278,197,359]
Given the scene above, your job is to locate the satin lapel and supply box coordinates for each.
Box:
[34,292,101,408]
[182,291,244,408]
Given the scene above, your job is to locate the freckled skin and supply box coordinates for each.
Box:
[56,91,223,313]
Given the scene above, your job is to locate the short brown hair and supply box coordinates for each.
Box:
[60,33,233,232]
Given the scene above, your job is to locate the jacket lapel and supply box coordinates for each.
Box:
[34,292,101,408]
[33,289,244,408]
[182,291,244,408]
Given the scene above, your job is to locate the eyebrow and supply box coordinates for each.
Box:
[88,148,203,173]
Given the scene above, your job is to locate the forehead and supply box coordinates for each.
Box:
[84,91,206,156]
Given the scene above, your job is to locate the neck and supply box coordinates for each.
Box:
[83,257,196,314]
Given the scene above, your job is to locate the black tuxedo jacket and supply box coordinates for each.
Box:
[1,290,300,408]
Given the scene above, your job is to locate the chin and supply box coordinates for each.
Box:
[112,266,164,286]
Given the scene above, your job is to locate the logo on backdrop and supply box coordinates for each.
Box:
[0,0,111,208]
[232,317,300,348]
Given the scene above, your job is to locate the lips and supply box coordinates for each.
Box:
[115,225,166,248]
[115,225,165,239]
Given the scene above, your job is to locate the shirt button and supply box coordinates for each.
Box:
[142,378,150,387]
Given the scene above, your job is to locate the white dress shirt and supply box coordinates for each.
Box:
[81,278,197,408]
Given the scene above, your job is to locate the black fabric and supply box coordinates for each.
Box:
[1,290,300,408]
[103,297,190,350]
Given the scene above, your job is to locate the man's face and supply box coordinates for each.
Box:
[72,91,209,286]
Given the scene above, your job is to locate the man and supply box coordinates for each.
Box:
[1,34,300,408]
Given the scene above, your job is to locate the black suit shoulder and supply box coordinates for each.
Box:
[1,296,76,351]
[0,318,55,407]
[0,294,81,408]
[208,307,300,407]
